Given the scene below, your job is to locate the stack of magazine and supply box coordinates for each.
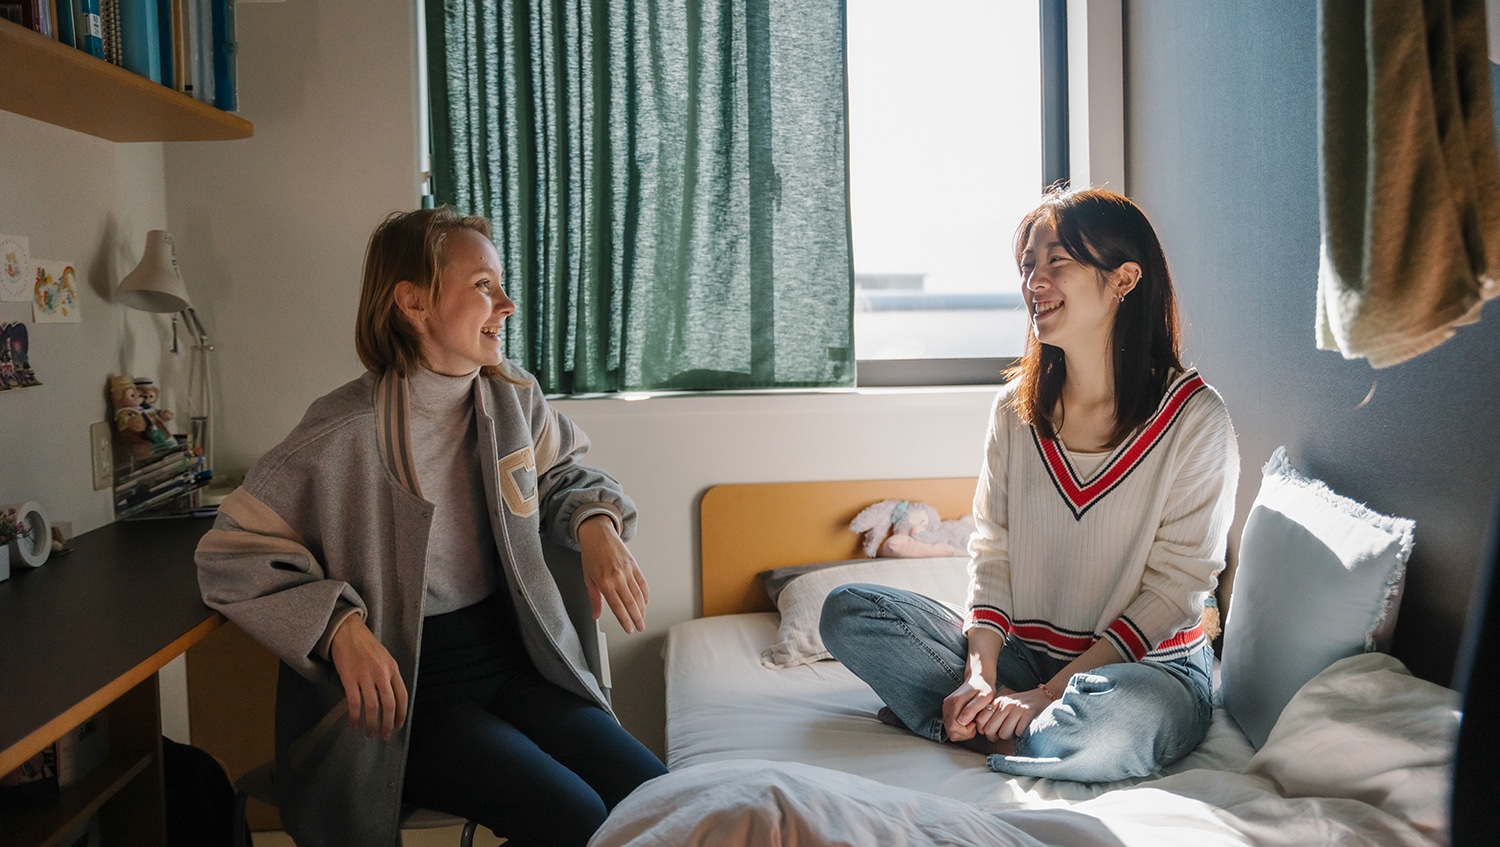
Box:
[114,441,212,519]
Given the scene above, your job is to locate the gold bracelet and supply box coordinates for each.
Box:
[1037,682,1057,702]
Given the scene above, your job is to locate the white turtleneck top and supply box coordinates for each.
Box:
[407,367,501,615]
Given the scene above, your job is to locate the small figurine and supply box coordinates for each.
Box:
[110,375,174,459]
[133,377,175,434]
[111,375,148,444]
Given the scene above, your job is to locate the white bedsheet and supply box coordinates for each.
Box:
[603,612,1459,847]
[662,612,1256,809]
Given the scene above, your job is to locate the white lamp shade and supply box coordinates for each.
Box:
[118,230,191,313]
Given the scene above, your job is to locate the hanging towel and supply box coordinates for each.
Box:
[1316,0,1500,368]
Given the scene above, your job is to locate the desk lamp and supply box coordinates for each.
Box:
[117,230,215,475]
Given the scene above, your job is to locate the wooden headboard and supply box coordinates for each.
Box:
[699,477,979,617]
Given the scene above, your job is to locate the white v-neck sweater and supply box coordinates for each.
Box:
[965,370,1240,663]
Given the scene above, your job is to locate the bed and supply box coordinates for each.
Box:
[591,474,1461,847]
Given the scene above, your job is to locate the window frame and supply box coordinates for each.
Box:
[855,0,1122,388]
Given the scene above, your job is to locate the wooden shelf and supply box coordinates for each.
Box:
[0,751,154,847]
[1,674,165,847]
[0,18,252,142]
[1,521,214,845]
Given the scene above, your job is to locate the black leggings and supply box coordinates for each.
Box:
[402,594,666,847]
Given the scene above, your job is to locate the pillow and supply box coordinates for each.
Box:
[1247,652,1458,841]
[760,558,868,606]
[1220,447,1415,749]
[758,557,970,669]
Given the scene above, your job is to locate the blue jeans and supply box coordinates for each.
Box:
[820,584,1214,783]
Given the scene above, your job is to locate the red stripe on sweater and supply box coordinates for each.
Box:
[1106,619,1151,660]
[1011,621,1097,654]
[968,607,1012,634]
[1153,623,1204,651]
[1038,374,1207,515]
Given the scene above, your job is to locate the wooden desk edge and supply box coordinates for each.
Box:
[0,613,225,776]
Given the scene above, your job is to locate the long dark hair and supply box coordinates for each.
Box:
[1004,188,1183,447]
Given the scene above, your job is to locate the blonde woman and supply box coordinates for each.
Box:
[198,208,665,846]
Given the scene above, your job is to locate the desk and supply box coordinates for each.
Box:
[0,518,221,846]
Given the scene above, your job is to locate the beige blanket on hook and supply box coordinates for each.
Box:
[1317,0,1500,367]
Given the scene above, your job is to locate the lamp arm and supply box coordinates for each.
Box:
[183,307,212,348]
[181,307,215,473]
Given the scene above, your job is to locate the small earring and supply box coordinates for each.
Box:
[1117,293,1125,304]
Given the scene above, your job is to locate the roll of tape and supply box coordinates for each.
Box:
[7,501,51,568]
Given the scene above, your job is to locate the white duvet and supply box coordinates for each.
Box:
[592,648,1458,847]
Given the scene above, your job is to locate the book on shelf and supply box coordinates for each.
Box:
[187,0,211,105]
[118,0,161,83]
[210,0,234,110]
[156,0,171,86]
[77,0,104,58]
[54,0,72,45]
[0,1,52,36]
[100,0,122,66]
[169,0,186,91]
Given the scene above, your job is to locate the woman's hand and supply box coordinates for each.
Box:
[942,678,1005,742]
[578,515,649,634]
[329,615,408,741]
[945,627,1006,741]
[974,686,1052,741]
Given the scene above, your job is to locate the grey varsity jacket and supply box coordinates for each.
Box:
[196,369,633,846]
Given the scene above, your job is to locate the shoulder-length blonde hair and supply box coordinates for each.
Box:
[1004,187,1183,447]
[355,206,525,383]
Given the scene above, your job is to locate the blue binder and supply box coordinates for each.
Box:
[118,0,162,84]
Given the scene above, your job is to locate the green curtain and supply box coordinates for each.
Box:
[426,0,854,393]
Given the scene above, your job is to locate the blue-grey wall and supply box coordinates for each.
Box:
[1126,1,1500,686]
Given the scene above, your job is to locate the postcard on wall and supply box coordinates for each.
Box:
[31,260,81,324]
[0,234,30,302]
[0,322,42,390]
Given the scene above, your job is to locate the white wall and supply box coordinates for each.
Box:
[163,0,425,480]
[0,109,195,740]
[0,114,175,536]
[551,388,995,752]
[155,0,1003,755]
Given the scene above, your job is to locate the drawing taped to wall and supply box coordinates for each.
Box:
[0,234,30,302]
[31,260,80,323]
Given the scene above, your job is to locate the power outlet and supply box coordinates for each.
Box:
[90,421,113,491]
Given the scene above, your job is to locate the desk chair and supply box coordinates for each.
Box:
[231,761,479,847]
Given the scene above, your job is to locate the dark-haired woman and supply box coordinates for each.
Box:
[821,188,1239,783]
[197,208,666,846]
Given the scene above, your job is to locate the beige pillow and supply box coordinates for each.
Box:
[759,557,970,669]
[1246,652,1459,841]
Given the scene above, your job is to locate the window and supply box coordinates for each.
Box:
[850,0,1068,386]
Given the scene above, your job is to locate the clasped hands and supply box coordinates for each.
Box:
[330,514,650,740]
[942,677,1052,744]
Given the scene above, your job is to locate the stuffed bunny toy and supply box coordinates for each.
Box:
[850,499,976,558]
